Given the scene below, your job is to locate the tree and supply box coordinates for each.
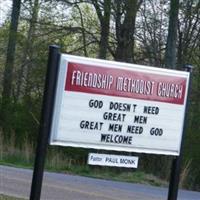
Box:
[91,0,111,59]
[136,0,168,67]
[16,0,40,101]
[2,0,21,101]
[177,0,200,69]
[165,0,180,69]
[111,0,142,63]
[177,0,200,188]
[1,0,21,135]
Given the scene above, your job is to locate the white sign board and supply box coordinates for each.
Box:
[50,54,190,155]
[88,153,139,168]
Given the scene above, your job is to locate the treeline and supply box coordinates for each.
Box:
[0,0,200,190]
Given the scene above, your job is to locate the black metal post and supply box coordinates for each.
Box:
[30,45,60,200]
[167,65,193,200]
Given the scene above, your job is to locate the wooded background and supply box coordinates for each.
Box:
[0,0,200,190]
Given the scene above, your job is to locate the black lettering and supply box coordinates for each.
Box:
[103,112,126,122]
[120,159,135,165]
[150,128,163,136]
[127,125,143,134]
[143,106,159,115]
[134,115,147,124]
[105,157,118,163]
[90,156,102,162]
[89,99,103,108]
[132,104,137,112]
[101,134,107,142]
[80,120,103,130]
[100,134,132,144]
[85,121,89,129]
[109,102,131,112]
[108,123,122,132]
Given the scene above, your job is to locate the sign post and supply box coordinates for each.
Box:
[30,45,60,200]
[167,65,192,200]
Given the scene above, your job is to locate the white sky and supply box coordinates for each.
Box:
[0,0,12,26]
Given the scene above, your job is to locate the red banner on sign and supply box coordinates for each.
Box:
[65,62,186,105]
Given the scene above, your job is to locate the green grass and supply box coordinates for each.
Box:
[0,142,167,188]
[64,165,168,187]
[0,129,169,189]
[0,155,167,187]
[0,194,24,200]
[0,155,33,169]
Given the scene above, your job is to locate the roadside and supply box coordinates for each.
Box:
[0,159,167,188]
[1,165,200,200]
[0,194,24,200]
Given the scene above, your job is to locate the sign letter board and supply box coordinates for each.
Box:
[50,54,190,156]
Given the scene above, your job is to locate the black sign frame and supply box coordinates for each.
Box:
[29,45,192,200]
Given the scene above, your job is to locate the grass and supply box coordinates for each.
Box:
[0,130,168,188]
[68,166,167,186]
[0,194,24,200]
[0,151,168,187]
[0,157,167,188]
[0,160,168,188]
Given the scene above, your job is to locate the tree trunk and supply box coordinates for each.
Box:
[16,0,39,100]
[98,1,111,59]
[165,0,179,69]
[114,0,138,63]
[92,0,111,59]
[1,0,21,137]
[2,0,21,101]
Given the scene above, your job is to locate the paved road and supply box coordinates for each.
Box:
[0,165,200,200]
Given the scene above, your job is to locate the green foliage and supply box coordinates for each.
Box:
[182,44,200,190]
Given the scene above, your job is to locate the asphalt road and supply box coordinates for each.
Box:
[0,165,200,200]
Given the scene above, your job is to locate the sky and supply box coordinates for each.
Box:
[0,0,12,26]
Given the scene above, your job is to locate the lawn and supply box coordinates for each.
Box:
[0,194,24,200]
